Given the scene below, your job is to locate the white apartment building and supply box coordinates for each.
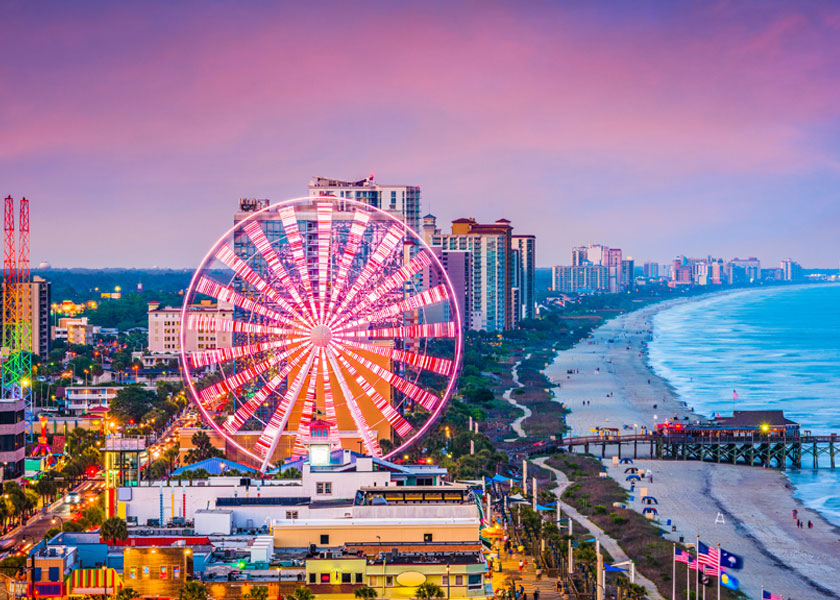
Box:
[147,300,233,354]
[64,386,122,415]
[308,175,421,231]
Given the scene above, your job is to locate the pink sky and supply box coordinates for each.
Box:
[2,0,839,267]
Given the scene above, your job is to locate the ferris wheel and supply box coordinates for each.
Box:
[179,197,463,472]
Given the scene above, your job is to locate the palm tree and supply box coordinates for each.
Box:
[179,581,210,600]
[354,586,378,600]
[100,517,128,543]
[291,587,315,600]
[243,586,269,600]
[415,582,445,600]
[116,588,141,600]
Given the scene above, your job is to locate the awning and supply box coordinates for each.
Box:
[68,568,122,595]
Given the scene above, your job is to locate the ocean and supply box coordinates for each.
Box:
[647,283,840,527]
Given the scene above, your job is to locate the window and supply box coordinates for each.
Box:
[423,533,433,542]
[455,575,463,586]
[129,567,137,580]
[142,566,150,578]
[48,567,59,582]
[33,567,42,581]
[468,575,482,589]
[442,576,449,586]
[316,482,332,495]
[174,566,181,579]
[355,573,363,584]
[160,566,168,579]
[386,576,394,587]
[341,573,352,584]
[285,511,299,519]
[320,573,330,584]
[309,573,316,584]
[320,534,330,545]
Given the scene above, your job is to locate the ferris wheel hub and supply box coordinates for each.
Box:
[309,324,333,348]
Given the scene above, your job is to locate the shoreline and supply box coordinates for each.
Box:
[543,290,840,598]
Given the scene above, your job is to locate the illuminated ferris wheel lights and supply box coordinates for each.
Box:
[181,197,463,471]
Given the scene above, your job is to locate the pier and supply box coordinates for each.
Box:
[513,432,840,470]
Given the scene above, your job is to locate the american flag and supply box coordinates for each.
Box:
[697,541,719,568]
[762,591,783,600]
[674,548,691,564]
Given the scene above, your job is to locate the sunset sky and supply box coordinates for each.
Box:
[3,0,839,268]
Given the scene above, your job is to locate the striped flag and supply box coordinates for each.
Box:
[762,591,783,600]
[697,541,719,568]
[674,548,691,564]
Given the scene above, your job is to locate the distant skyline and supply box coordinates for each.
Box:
[3,1,840,269]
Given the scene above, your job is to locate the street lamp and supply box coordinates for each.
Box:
[377,535,385,599]
[445,563,450,599]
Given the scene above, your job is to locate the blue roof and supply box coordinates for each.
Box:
[171,457,258,476]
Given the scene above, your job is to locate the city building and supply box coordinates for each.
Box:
[781,259,803,281]
[551,265,609,293]
[726,257,761,284]
[0,400,25,480]
[643,261,659,279]
[122,450,446,527]
[52,317,95,345]
[511,235,536,320]
[64,386,122,415]
[308,175,421,231]
[147,300,233,354]
[431,218,514,332]
[561,244,626,293]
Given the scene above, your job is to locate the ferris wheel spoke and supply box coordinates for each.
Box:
[335,339,454,377]
[316,202,332,320]
[326,209,370,316]
[278,206,319,319]
[328,224,405,326]
[341,322,458,340]
[241,221,312,318]
[186,313,311,337]
[197,346,303,411]
[222,343,310,433]
[291,354,320,456]
[332,351,413,437]
[189,339,288,369]
[333,252,432,327]
[325,347,381,457]
[337,284,449,331]
[339,346,441,411]
[318,349,341,445]
[255,348,317,470]
[215,245,314,327]
[196,276,294,325]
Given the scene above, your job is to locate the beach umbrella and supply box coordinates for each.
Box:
[642,507,658,515]
[619,458,634,464]
[624,467,638,473]
[625,475,641,482]
[641,496,658,505]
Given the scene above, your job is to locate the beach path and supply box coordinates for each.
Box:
[534,457,665,600]
[504,355,531,439]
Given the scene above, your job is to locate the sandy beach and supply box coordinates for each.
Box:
[544,297,840,599]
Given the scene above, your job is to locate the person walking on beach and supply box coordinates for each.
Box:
[519,560,524,573]
[808,520,813,529]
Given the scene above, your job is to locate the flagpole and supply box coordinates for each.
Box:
[717,542,721,600]
[672,544,676,600]
[695,534,700,596]
[686,553,690,600]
